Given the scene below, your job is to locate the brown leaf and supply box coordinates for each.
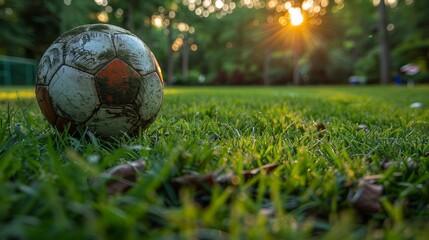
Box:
[381,158,395,170]
[242,163,280,181]
[167,163,281,207]
[172,167,224,189]
[172,163,280,190]
[348,180,383,215]
[96,160,280,197]
[315,122,327,132]
[212,163,280,185]
[102,159,146,194]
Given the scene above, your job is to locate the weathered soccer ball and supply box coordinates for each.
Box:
[36,24,164,138]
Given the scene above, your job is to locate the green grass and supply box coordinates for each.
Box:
[1,85,428,239]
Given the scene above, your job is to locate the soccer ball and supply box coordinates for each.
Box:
[35,24,164,138]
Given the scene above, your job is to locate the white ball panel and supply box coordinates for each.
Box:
[114,34,155,76]
[98,24,130,34]
[87,105,139,137]
[65,31,115,74]
[136,72,164,120]
[50,66,100,122]
[55,26,91,44]
[37,43,64,85]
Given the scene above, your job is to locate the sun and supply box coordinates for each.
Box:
[289,7,304,26]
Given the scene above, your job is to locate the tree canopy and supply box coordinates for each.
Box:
[0,0,427,85]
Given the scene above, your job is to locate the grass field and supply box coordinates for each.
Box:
[1,85,428,239]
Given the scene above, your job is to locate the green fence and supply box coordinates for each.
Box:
[0,55,36,85]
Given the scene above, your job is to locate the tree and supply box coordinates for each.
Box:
[378,0,392,84]
[0,0,63,59]
[180,0,348,85]
[0,1,35,57]
[392,0,429,73]
[1,0,426,86]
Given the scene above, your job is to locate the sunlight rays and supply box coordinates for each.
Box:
[289,7,304,26]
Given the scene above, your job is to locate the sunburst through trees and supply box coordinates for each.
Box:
[181,0,344,27]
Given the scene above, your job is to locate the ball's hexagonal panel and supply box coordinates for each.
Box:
[95,58,141,104]
[55,24,129,44]
[114,33,156,76]
[87,24,130,34]
[65,31,115,74]
[135,72,164,121]
[55,26,91,44]
[50,65,100,122]
[35,86,57,125]
[37,43,64,85]
[55,116,78,134]
[86,105,139,137]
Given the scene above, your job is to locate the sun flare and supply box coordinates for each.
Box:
[289,7,304,26]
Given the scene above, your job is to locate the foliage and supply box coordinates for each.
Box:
[0,0,429,84]
[0,0,104,59]
[355,47,380,84]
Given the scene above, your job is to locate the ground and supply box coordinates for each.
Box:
[0,85,428,239]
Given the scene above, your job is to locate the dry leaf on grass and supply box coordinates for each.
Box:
[97,159,146,194]
[96,161,280,195]
[380,158,395,170]
[348,180,383,215]
[172,163,280,189]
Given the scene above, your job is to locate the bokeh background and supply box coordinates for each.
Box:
[0,0,427,86]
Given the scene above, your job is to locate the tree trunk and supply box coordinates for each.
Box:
[291,29,302,85]
[140,2,145,37]
[263,47,271,86]
[125,1,135,32]
[293,48,300,85]
[60,3,66,33]
[167,22,174,85]
[424,48,429,71]
[182,35,189,80]
[378,0,391,84]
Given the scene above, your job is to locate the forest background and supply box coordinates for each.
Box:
[0,0,428,86]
